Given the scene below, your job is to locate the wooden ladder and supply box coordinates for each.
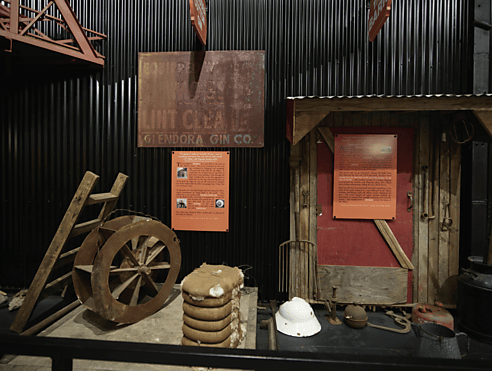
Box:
[10,171,128,334]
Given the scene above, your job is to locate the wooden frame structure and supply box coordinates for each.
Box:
[287,94,492,145]
[286,94,492,305]
[10,171,128,334]
[0,0,106,67]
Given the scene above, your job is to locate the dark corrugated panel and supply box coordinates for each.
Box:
[1,0,472,300]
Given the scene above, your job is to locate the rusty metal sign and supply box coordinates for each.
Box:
[189,0,207,45]
[138,51,265,148]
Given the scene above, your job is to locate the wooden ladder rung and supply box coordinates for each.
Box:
[53,247,80,270]
[85,192,118,205]
[69,219,102,238]
[39,272,73,301]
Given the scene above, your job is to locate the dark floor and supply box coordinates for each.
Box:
[256,303,492,361]
[1,293,492,365]
[0,293,70,336]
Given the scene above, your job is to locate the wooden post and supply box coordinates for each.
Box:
[418,112,430,303]
[449,140,461,302]
[427,121,440,303]
[438,131,451,302]
[308,130,318,300]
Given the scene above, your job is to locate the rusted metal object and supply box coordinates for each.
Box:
[343,305,368,329]
[324,286,341,325]
[138,51,265,148]
[73,216,181,324]
[0,0,106,67]
[367,311,412,334]
[412,302,454,330]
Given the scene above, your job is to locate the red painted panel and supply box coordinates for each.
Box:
[317,127,414,302]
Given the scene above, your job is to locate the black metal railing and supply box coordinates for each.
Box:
[0,334,490,371]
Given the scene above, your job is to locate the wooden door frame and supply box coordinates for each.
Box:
[286,95,492,305]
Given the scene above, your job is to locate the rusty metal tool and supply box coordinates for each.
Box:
[269,300,279,350]
[324,286,342,325]
[367,311,411,334]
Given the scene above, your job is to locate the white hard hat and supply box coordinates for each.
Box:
[275,297,321,337]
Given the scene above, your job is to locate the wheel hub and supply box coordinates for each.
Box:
[138,266,151,275]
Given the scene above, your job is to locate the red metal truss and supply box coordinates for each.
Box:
[0,0,106,67]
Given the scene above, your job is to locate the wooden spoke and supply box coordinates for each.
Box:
[141,272,159,295]
[74,265,94,273]
[147,236,159,247]
[119,244,140,266]
[138,236,150,264]
[149,263,171,270]
[112,273,139,299]
[145,242,166,265]
[129,276,143,306]
[109,267,139,275]
[76,265,118,273]
[131,236,139,250]
[98,227,117,241]
[131,217,150,250]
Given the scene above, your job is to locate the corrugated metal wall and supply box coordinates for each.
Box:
[1,0,472,300]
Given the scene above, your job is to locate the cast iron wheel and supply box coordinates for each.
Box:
[72,216,181,324]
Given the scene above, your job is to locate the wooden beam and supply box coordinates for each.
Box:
[293,112,329,145]
[418,112,431,303]
[86,192,119,205]
[39,272,72,301]
[299,135,310,299]
[427,122,440,304]
[308,130,318,300]
[291,95,492,114]
[318,265,408,305]
[448,141,461,303]
[318,127,334,153]
[53,246,80,270]
[438,135,451,303]
[97,173,129,221]
[373,220,414,270]
[411,113,421,303]
[69,218,102,238]
[10,171,99,333]
[472,110,492,138]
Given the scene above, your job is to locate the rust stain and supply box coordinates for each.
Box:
[138,51,265,148]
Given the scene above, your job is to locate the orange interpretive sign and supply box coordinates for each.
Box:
[333,134,397,220]
[171,151,229,231]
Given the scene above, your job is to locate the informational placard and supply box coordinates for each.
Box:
[368,0,392,42]
[171,151,229,231]
[333,134,397,220]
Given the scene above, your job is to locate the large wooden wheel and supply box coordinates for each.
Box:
[72,216,181,324]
